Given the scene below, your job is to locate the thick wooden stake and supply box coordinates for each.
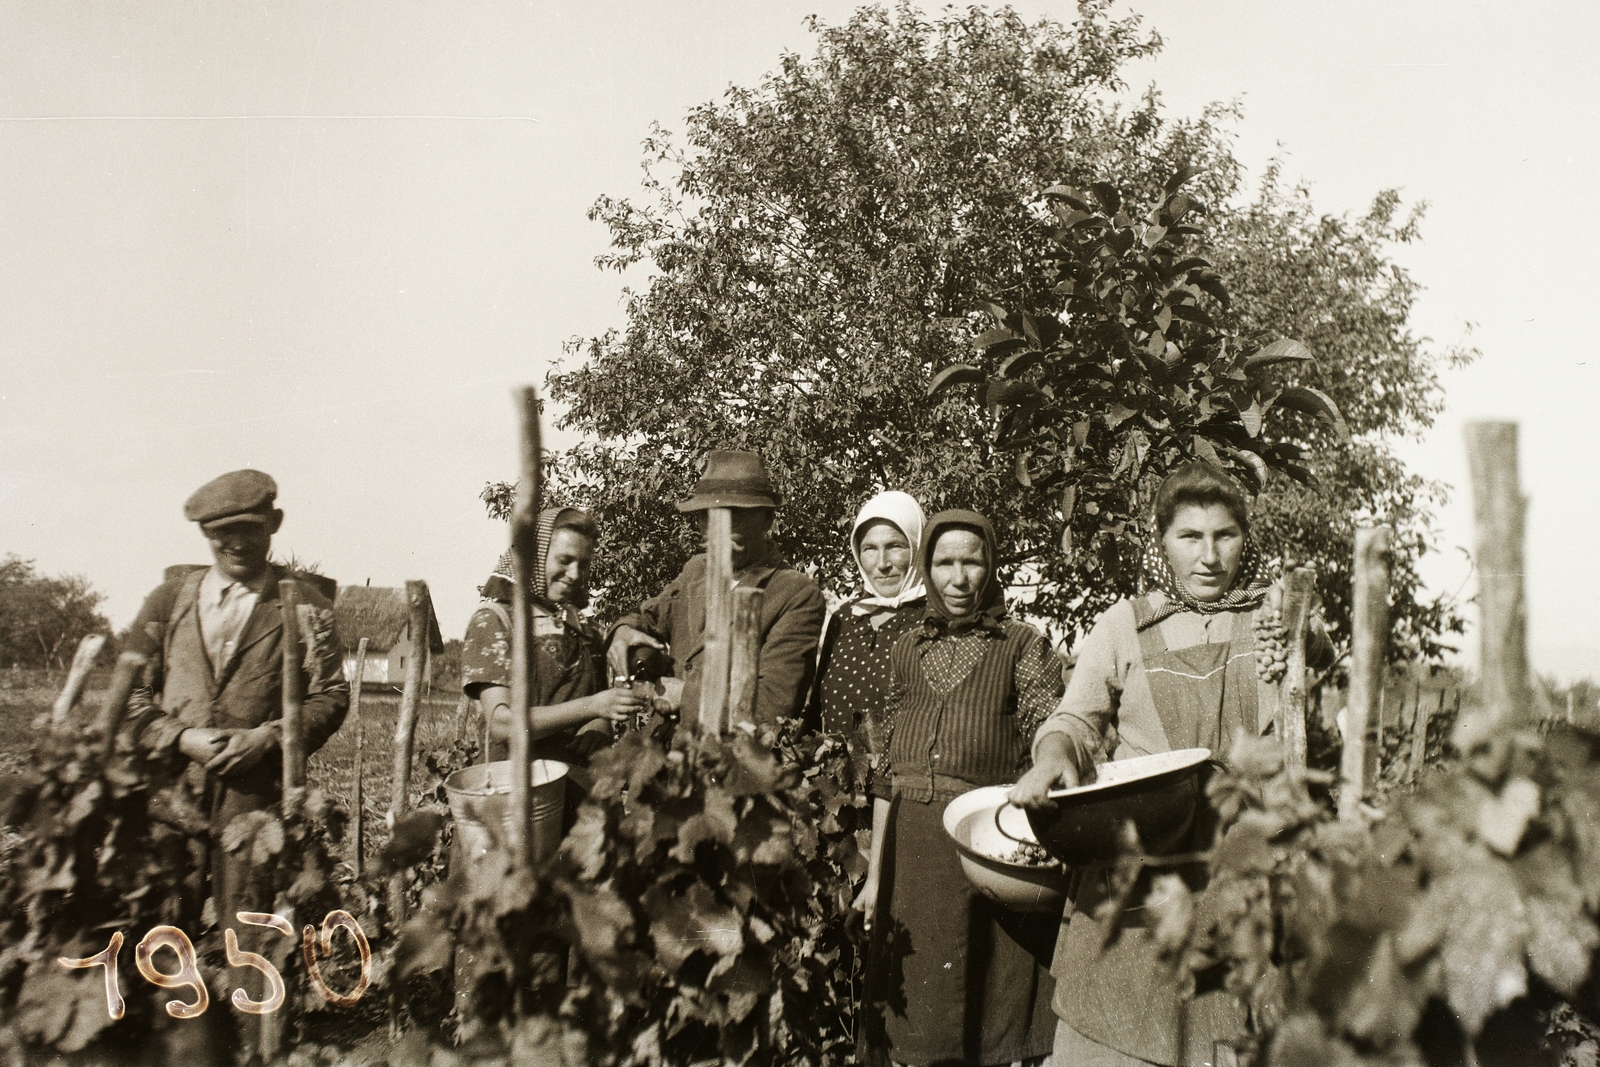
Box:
[387,581,431,914]
[508,386,543,867]
[700,506,734,734]
[279,580,307,802]
[728,586,764,728]
[96,650,149,763]
[1408,683,1436,785]
[1466,421,1531,724]
[1277,568,1317,768]
[1410,687,1437,784]
[270,585,304,1066]
[387,580,431,1038]
[52,633,106,725]
[1341,527,1391,820]
[349,637,369,878]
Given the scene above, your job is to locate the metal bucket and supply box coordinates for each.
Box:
[444,759,568,864]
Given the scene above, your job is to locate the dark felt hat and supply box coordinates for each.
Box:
[675,451,782,512]
[184,469,278,527]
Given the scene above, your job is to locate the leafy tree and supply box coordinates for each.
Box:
[507,1,1469,665]
[927,172,1352,636]
[1212,171,1473,665]
[0,555,111,672]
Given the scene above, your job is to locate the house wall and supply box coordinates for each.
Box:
[338,619,435,687]
[344,654,389,684]
[386,630,433,685]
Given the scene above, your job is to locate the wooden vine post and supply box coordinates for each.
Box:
[507,386,543,867]
[1408,686,1439,786]
[1340,527,1391,820]
[279,580,307,801]
[52,633,106,725]
[386,579,431,1037]
[348,637,370,877]
[700,507,734,733]
[261,580,311,1060]
[729,586,764,728]
[1277,567,1318,768]
[95,650,149,763]
[1466,421,1531,724]
[387,581,432,925]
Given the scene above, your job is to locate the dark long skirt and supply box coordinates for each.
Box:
[868,793,1058,1067]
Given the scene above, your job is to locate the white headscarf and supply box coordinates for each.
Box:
[850,490,927,611]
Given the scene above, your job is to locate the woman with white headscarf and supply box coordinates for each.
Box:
[810,490,928,756]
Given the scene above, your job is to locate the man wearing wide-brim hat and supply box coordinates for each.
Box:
[608,450,825,726]
[121,469,348,1056]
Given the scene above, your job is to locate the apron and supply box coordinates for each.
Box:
[1053,598,1266,1067]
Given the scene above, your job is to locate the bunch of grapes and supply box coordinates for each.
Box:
[1001,841,1061,868]
[1253,607,1290,684]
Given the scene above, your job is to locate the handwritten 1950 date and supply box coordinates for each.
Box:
[58,910,371,1020]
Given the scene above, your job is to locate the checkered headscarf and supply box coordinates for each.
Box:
[1137,531,1268,629]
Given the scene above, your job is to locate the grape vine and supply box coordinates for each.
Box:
[1128,711,1600,1066]
[394,718,871,1066]
[0,723,201,1059]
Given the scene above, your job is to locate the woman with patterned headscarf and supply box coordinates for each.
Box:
[460,507,645,771]
[1011,462,1331,1067]
[860,509,1065,1067]
[810,490,927,763]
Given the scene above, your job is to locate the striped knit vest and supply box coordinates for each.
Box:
[887,629,1028,803]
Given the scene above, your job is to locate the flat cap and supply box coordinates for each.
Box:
[184,469,278,526]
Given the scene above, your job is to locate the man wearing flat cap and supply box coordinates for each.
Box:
[609,450,825,726]
[122,469,347,1053]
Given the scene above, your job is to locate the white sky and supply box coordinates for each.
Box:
[1,2,1596,681]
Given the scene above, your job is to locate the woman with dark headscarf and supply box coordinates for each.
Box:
[1011,462,1331,1067]
[861,509,1064,1067]
[460,507,645,772]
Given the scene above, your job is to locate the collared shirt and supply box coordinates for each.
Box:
[197,566,269,671]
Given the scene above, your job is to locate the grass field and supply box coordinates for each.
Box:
[0,683,476,873]
[312,687,476,871]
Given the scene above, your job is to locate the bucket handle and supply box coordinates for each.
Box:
[992,801,1036,846]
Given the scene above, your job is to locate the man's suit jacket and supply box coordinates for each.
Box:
[124,563,348,813]
[615,551,825,726]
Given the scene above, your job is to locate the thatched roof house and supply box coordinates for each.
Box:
[334,585,444,684]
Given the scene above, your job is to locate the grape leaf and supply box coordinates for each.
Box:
[1524,893,1599,996]
[1146,873,1194,955]
[1477,776,1540,856]
[567,885,635,961]
[1433,864,1529,1035]
[647,882,743,970]
[1336,936,1426,1048]
[221,810,271,853]
[564,804,611,880]
[671,787,737,862]
[252,818,286,866]
[725,735,781,796]
[63,780,102,830]
[395,919,455,979]
[15,965,81,1047]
